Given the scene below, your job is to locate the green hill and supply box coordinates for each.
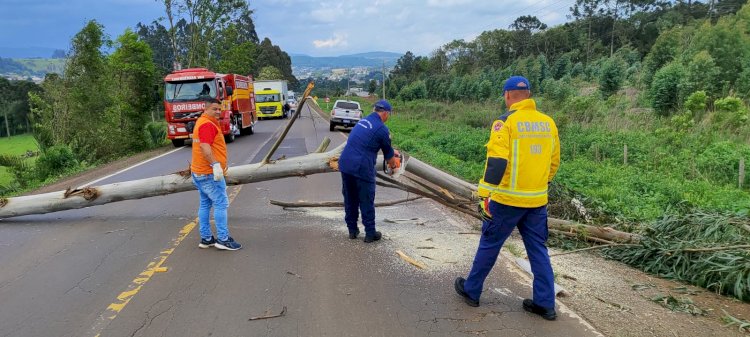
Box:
[15,58,65,75]
[0,58,65,76]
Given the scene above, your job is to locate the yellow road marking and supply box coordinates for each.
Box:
[87,185,243,337]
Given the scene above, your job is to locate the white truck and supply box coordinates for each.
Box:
[254,80,289,119]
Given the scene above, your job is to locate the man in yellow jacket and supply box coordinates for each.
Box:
[455,76,560,320]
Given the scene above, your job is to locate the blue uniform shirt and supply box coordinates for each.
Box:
[339,112,395,182]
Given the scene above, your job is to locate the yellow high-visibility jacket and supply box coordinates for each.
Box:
[477,99,560,208]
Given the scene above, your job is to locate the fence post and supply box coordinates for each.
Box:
[740,158,746,189]
[623,144,628,166]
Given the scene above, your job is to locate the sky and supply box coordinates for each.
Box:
[0,0,575,57]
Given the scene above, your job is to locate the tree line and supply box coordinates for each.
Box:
[382,0,749,116]
[135,0,296,87]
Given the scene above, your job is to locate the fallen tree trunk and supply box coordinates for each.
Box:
[403,157,476,200]
[0,145,345,219]
[548,218,640,243]
[0,133,640,245]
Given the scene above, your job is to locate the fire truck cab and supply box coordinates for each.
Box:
[164,68,257,147]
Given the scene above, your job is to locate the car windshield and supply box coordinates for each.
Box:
[335,102,359,110]
[165,80,216,102]
[257,94,280,102]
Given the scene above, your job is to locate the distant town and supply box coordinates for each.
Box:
[1,51,400,86]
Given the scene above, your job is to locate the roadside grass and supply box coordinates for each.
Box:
[0,134,39,186]
[0,134,38,156]
[335,95,750,223]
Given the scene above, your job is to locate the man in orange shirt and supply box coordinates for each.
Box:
[191,100,242,250]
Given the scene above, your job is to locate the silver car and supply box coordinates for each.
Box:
[329,100,363,131]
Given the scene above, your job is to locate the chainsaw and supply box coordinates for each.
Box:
[383,151,407,179]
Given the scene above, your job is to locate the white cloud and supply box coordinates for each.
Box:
[251,0,576,57]
[312,33,348,48]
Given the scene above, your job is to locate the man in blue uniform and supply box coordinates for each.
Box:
[454,76,561,321]
[339,99,400,242]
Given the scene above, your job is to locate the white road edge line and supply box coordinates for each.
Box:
[80,147,185,187]
[82,117,289,189]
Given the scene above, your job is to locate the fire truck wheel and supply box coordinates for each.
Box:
[171,139,185,147]
[241,123,254,136]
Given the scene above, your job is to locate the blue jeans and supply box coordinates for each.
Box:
[192,173,229,241]
[464,202,555,309]
[341,172,377,236]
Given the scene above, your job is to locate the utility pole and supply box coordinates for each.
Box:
[382,61,386,99]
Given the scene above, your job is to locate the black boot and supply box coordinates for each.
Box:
[348,231,359,239]
[363,231,382,243]
[522,299,557,320]
[454,277,479,307]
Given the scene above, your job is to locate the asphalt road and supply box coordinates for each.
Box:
[0,104,602,337]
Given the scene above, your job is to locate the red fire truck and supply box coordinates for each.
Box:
[164,68,257,147]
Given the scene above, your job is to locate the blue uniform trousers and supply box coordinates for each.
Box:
[464,201,555,309]
[341,172,377,236]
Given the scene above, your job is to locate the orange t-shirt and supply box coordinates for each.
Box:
[190,114,228,175]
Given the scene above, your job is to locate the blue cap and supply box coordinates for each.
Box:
[503,76,531,93]
[373,99,392,113]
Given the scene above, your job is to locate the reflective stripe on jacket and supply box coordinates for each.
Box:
[191,114,228,175]
[477,99,560,208]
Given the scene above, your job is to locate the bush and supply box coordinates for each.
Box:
[684,91,707,116]
[541,78,575,103]
[552,53,572,80]
[714,96,744,113]
[712,96,749,129]
[144,121,168,148]
[570,62,584,78]
[680,51,720,99]
[563,94,601,123]
[398,80,427,101]
[36,145,79,180]
[599,57,626,98]
[650,62,685,116]
[670,112,695,135]
[737,62,750,99]
[477,79,493,100]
